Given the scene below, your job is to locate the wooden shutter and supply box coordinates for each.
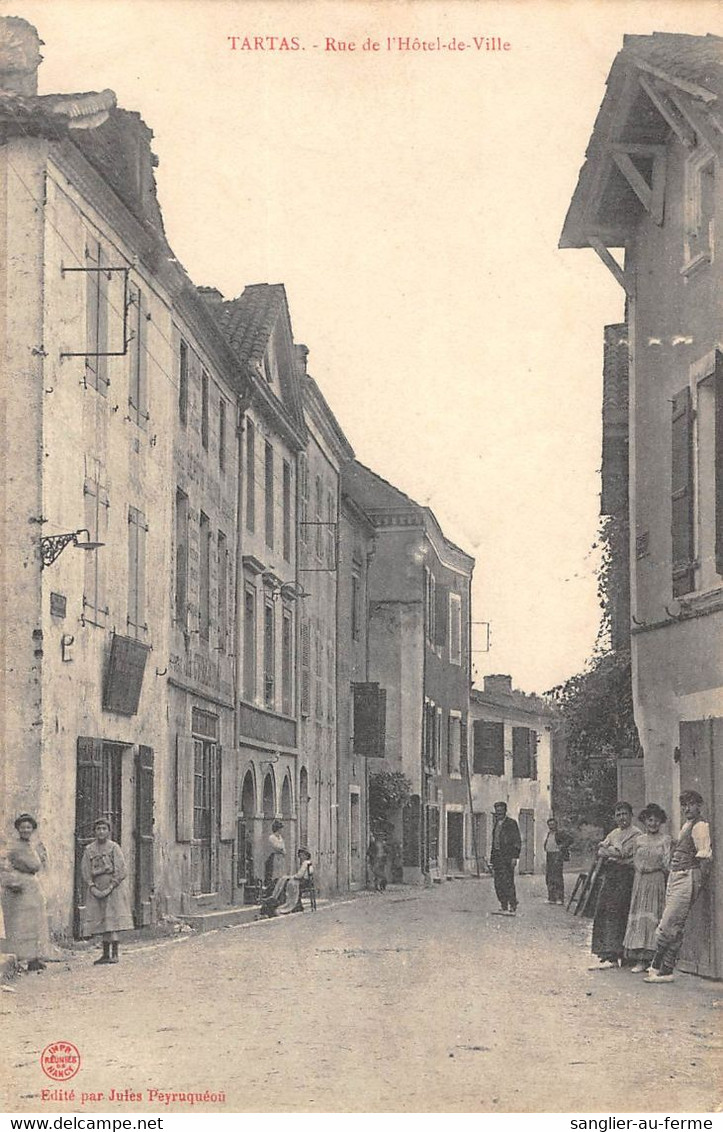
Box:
[512,727,531,778]
[135,745,154,927]
[74,737,103,937]
[671,387,695,596]
[220,745,236,842]
[176,735,195,842]
[300,619,311,717]
[472,720,484,774]
[353,683,386,757]
[715,351,723,576]
[402,794,421,867]
[435,583,448,647]
[474,720,505,774]
[529,730,538,780]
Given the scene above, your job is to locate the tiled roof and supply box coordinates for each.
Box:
[209,284,288,368]
[623,33,723,97]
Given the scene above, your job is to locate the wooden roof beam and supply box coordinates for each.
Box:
[667,91,723,151]
[589,237,633,297]
[612,151,652,211]
[638,75,696,149]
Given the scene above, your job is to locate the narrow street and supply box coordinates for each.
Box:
[3,875,720,1114]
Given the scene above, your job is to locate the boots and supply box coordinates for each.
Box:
[110,941,119,964]
[94,941,112,965]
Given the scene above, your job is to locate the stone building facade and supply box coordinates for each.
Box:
[561,33,723,976]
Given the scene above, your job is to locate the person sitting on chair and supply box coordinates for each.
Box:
[259,848,313,917]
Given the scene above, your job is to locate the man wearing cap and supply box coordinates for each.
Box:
[645,791,713,983]
[490,801,522,915]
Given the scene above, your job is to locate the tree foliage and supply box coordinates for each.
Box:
[369,770,412,832]
[548,515,641,828]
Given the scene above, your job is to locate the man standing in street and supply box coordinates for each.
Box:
[544,816,573,905]
[645,790,713,983]
[490,801,522,915]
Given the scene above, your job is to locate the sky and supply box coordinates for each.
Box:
[11,0,718,692]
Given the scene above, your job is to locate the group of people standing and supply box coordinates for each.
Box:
[1,813,133,971]
[589,791,712,982]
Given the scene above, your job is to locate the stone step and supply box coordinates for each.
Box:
[178,905,263,933]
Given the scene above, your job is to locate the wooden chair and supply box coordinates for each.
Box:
[299,868,317,911]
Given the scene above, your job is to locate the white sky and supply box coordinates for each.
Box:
[12,0,718,692]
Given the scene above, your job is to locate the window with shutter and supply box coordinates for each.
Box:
[199,512,211,642]
[201,370,209,450]
[85,239,109,394]
[265,441,274,549]
[671,387,695,596]
[175,488,189,629]
[83,474,109,626]
[435,583,448,648]
[127,506,147,638]
[178,337,188,425]
[243,585,256,701]
[246,418,255,532]
[217,531,227,653]
[175,736,195,842]
[135,745,154,926]
[512,726,532,778]
[300,618,311,717]
[447,714,461,775]
[715,351,723,576]
[128,283,148,428]
[449,592,462,665]
[282,460,291,562]
[353,683,386,757]
[472,720,505,775]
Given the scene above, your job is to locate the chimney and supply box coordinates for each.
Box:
[483,674,513,695]
[197,286,224,304]
[295,344,309,375]
[0,18,43,96]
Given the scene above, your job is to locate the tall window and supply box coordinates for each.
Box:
[263,596,275,709]
[127,506,147,638]
[684,147,715,268]
[243,585,256,701]
[299,453,309,555]
[201,371,209,450]
[326,488,336,568]
[178,338,188,425]
[315,625,324,719]
[315,475,323,560]
[175,488,189,629]
[246,418,255,532]
[282,607,293,716]
[128,283,148,428]
[671,387,695,596]
[351,570,361,641]
[85,238,109,394]
[265,441,274,549]
[300,618,311,717]
[199,512,211,642]
[83,469,109,625]
[217,530,227,652]
[447,713,461,775]
[424,568,437,643]
[219,399,226,471]
[472,720,505,775]
[512,727,537,779]
[449,592,462,665]
[282,460,291,561]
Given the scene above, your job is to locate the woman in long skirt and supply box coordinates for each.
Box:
[589,801,641,970]
[624,804,671,972]
[1,814,50,972]
[81,818,134,965]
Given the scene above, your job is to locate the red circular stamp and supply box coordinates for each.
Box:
[40,1042,81,1081]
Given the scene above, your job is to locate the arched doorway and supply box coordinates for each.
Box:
[262,772,277,886]
[238,769,256,884]
[299,766,309,849]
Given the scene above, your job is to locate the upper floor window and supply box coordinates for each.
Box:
[83,468,109,626]
[472,720,504,775]
[246,419,255,532]
[512,727,537,779]
[199,512,211,642]
[178,338,188,426]
[127,505,148,639]
[282,460,292,562]
[201,371,209,450]
[449,592,462,665]
[217,530,228,653]
[219,400,226,472]
[447,713,462,776]
[175,488,189,629]
[85,239,109,394]
[128,283,149,428]
[265,441,274,549]
[683,147,715,273]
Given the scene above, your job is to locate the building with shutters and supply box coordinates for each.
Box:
[0,17,247,937]
[342,462,474,882]
[468,677,555,877]
[199,285,307,905]
[296,365,354,894]
[561,33,723,976]
[336,484,376,891]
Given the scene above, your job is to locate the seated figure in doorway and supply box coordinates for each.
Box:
[259,849,314,918]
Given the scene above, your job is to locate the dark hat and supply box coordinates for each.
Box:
[14,813,37,830]
[493,801,507,810]
[680,790,703,806]
[271,819,284,832]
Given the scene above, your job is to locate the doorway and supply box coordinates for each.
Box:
[518,809,535,874]
[74,738,126,938]
[349,790,362,887]
[446,811,464,873]
[678,719,719,977]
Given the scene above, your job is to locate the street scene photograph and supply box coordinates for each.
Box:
[0,0,721,1118]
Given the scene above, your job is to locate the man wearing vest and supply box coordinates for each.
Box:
[490,801,522,915]
[645,790,713,983]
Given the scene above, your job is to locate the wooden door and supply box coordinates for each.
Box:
[518,809,535,875]
[446,811,464,872]
[134,745,154,927]
[678,720,718,978]
[74,739,123,938]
